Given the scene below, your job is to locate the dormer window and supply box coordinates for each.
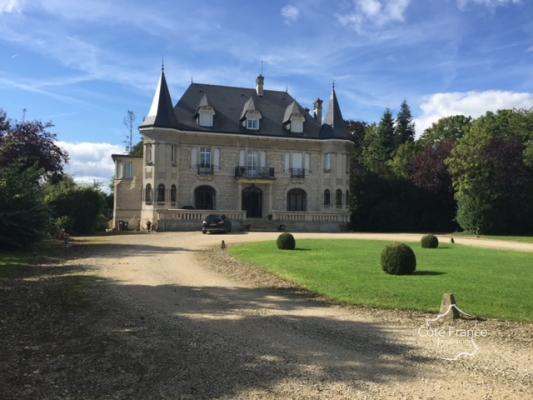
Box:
[283,101,305,134]
[198,109,214,127]
[195,93,215,128]
[246,118,259,130]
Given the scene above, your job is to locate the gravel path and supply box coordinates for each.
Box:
[3,232,532,399]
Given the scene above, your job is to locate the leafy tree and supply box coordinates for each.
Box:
[0,165,49,249]
[129,140,143,157]
[0,111,68,182]
[363,110,395,174]
[46,184,107,234]
[419,115,471,146]
[394,100,415,145]
[389,141,418,178]
[447,109,533,234]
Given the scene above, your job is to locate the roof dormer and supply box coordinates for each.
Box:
[240,97,262,131]
[283,101,305,134]
[195,93,215,128]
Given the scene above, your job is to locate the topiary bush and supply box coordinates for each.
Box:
[381,242,416,275]
[277,232,296,250]
[421,234,439,248]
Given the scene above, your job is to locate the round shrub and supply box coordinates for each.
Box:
[381,242,416,275]
[277,232,296,250]
[421,234,439,249]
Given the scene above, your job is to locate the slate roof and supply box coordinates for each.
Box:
[141,71,352,141]
[140,69,178,129]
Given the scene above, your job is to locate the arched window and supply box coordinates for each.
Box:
[157,184,165,203]
[194,185,216,210]
[287,188,307,211]
[170,185,177,205]
[336,189,343,208]
[324,189,331,207]
[345,190,350,208]
[145,184,152,205]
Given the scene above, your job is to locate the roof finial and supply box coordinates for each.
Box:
[332,80,335,90]
[190,75,194,84]
[161,56,165,71]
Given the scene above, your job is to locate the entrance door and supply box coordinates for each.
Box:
[242,186,262,218]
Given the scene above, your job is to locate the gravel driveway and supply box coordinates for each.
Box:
[3,232,532,399]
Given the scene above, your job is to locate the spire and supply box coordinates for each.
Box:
[140,68,178,129]
[325,85,345,130]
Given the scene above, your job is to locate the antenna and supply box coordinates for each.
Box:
[260,60,264,75]
[22,108,27,122]
[123,110,136,153]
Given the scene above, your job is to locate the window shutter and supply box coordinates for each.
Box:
[259,151,266,168]
[304,153,310,173]
[191,147,197,168]
[214,148,220,169]
[284,153,290,172]
[239,150,245,166]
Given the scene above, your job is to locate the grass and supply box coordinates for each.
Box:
[230,239,533,321]
[0,239,64,278]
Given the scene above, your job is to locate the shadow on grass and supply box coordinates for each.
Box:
[414,270,446,276]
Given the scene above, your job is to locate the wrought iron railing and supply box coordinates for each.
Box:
[290,168,305,178]
[234,166,275,179]
[197,164,214,175]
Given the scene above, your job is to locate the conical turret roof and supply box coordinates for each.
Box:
[140,68,178,128]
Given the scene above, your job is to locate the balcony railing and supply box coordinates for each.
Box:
[290,168,305,178]
[234,166,275,179]
[197,164,214,175]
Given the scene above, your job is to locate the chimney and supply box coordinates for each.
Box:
[256,74,264,97]
[313,98,323,123]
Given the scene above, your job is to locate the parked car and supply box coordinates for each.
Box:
[202,214,232,234]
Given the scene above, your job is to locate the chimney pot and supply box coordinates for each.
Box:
[256,74,264,97]
[313,98,323,123]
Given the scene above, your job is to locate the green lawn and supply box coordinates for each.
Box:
[230,239,533,321]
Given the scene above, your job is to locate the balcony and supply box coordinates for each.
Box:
[197,164,214,175]
[234,166,275,180]
[290,168,305,178]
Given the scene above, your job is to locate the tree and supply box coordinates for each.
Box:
[419,115,471,146]
[46,184,107,234]
[0,165,49,249]
[363,110,395,174]
[0,111,68,181]
[394,100,415,145]
[129,140,143,157]
[447,109,533,234]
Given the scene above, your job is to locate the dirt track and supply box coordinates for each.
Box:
[3,232,532,399]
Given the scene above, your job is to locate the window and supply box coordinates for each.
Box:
[287,188,307,212]
[246,119,259,130]
[336,189,343,208]
[198,111,214,127]
[171,185,177,205]
[171,145,177,165]
[145,144,152,164]
[194,185,216,210]
[157,184,165,203]
[145,184,152,204]
[199,147,211,167]
[246,151,259,176]
[324,153,332,172]
[324,189,331,207]
[124,161,133,178]
[345,190,350,208]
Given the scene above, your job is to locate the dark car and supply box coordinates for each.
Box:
[202,214,232,234]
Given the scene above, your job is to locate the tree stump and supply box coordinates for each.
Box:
[440,293,460,320]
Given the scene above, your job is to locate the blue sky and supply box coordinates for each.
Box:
[0,0,532,184]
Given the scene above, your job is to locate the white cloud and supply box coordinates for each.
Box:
[338,0,411,32]
[415,90,533,134]
[57,141,124,186]
[281,4,300,24]
[0,0,23,13]
[457,0,522,8]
